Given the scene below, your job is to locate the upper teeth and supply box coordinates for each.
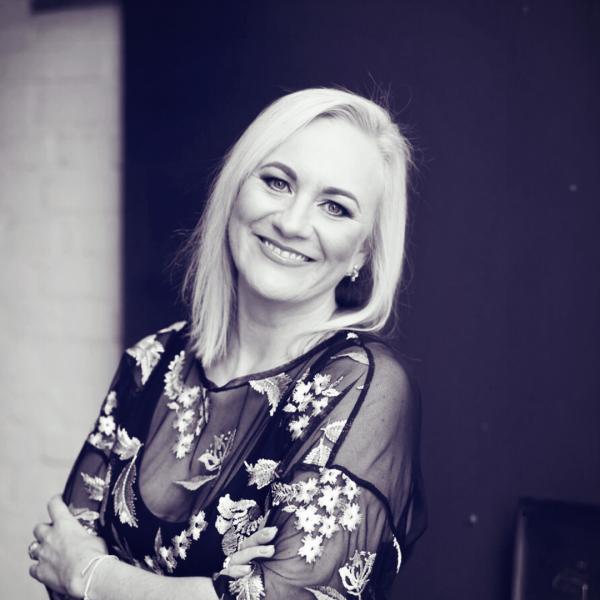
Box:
[262,239,309,262]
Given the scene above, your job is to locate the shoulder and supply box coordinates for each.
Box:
[124,321,188,386]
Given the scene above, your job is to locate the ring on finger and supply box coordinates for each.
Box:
[28,541,40,561]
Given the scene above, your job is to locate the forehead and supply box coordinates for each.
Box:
[262,118,384,215]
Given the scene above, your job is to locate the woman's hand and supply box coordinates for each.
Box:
[29,495,108,597]
[220,526,278,578]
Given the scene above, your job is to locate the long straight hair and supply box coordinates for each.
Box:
[183,88,412,366]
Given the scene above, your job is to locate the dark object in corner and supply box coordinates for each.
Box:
[512,497,600,600]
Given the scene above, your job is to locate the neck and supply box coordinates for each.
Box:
[212,279,337,385]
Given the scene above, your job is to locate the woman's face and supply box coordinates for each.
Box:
[227,117,384,310]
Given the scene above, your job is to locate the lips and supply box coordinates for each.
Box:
[257,235,313,263]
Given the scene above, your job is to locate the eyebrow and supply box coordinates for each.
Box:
[259,161,361,211]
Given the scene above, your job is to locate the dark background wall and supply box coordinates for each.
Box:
[122,1,600,598]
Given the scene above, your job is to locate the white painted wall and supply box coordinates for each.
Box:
[0,2,122,597]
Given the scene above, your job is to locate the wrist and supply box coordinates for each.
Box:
[68,553,115,599]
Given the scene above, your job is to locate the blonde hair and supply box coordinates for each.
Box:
[183,88,412,366]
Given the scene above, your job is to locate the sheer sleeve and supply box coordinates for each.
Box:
[46,323,186,600]
[214,337,426,600]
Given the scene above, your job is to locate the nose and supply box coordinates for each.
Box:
[271,196,312,239]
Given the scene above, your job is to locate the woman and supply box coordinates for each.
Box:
[29,88,426,600]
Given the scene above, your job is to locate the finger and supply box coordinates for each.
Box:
[238,527,278,551]
[229,544,274,566]
[221,564,253,579]
[47,495,70,522]
[29,560,65,594]
[33,523,52,543]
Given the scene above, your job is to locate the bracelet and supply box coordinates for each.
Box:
[80,554,118,600]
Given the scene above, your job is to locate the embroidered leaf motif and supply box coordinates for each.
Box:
[228,570,265,600]
[249,373,293,416]
[69,505,100,524]
[174,473,218,491]
[113,457,139,528]
[198,430,236,472]
[322,419,347,443]
[306,587,347,600]
[114,427,142,461]
[346,332,358,340]
[338,550,376,598]
[393,536,402,573]
[304,438,331,467]
[157,321,186,334]
[245,459,280,489]
[126,334,164,385]
[81,472,107,502]
[331,349,369,365]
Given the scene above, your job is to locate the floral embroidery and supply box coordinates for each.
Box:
[81,472,109,502]
[283,373,342,441]
[175,430,236,491]
[157,321,186,334]
[249,373,293,416]
[215,494,264,556]
[305,587,346,600]
[88,390,118,451]
[164,351,210,459]
[331,349,369,366]
[338,550,376,599]
[143,510,207,575]
[69,504,100,536]
[271,468,362,564]
[112,427,143,528]
[126,335,164,385]
[304,419,347,468]
[228,568,265,600]
[245,458,280,490]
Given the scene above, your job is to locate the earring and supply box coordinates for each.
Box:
[350,265,360,282]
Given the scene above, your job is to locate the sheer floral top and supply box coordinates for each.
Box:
[53,322,426,600]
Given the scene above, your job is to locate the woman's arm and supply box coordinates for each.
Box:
[30,496,276,600]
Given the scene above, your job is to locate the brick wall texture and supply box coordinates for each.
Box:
[0,2,122,597]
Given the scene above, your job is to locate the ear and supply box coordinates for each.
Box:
[351,238,371,272]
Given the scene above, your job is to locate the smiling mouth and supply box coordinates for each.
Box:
[257,236,313,263]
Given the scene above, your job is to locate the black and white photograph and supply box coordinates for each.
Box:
[1,1,599,599]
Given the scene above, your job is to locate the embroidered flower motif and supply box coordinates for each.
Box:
[249,373,293,416]
[143,510,207,575]
[163,351,210,459]
[126,334,164,385]
[295,504,322,533]
[338,550,376,599]
[298,534,324,564]
[289,414,311,440]
[339,503,362,532]
[282,372,344,441]
[245,458,280,490]
[318,514,339,539]
[318,485,343,515]
[104,390,117,414]
[88,390,119,451]
[98,415,116,436]
[173,532,191,559]
[272,469,363,564]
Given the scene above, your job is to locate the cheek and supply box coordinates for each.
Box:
[320,225,366,265]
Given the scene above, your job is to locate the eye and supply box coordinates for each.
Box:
[322,200,350,218]
[262,176,291,193]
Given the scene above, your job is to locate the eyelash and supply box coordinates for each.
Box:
[261,175,351,218]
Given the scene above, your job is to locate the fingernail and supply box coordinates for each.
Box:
[241,565,252,573]
[262,545,274,555]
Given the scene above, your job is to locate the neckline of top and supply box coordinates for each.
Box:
[193,329,353,391]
